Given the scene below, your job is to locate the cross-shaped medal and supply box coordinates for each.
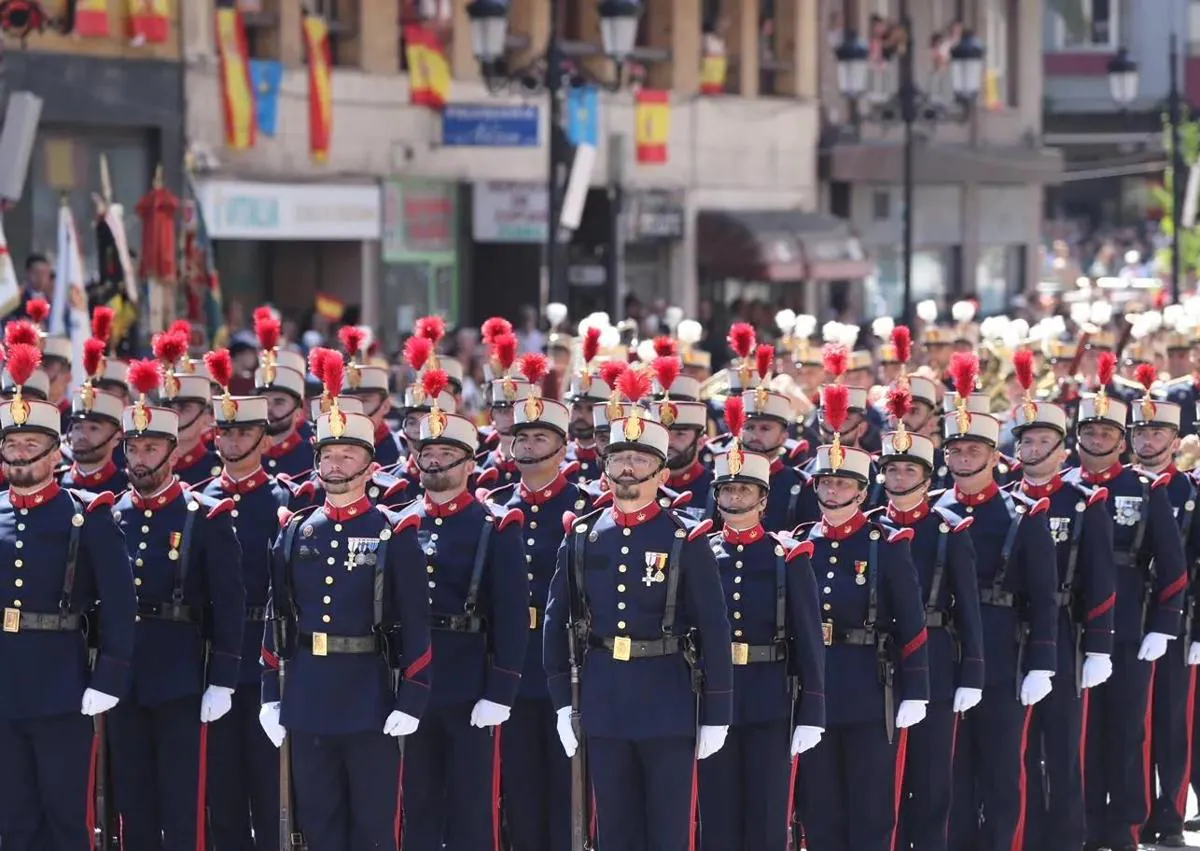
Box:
[343,545,357,572]
[642,566,656,587]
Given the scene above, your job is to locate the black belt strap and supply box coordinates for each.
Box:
[1059,498,1088,609]
[989,493,1023,602]
[298,632,377,654]
[430,613,487,632]
[926,518,949,616]
[58,497,84,623]
[245,606,268,622]
[1130,478,1150,557]
[137,600,200,623]
[773,545,787,644]
[588,634,684,658]
[661,530,685,635]
[464,519,494,620]
[786,478,802,528]
[733,643,787,663]
[832,627,878,646]
[170,495,200,608]
[371,530,390,629]
[11,611,83,631]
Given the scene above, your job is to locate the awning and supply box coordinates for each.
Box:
[696,209,874,282]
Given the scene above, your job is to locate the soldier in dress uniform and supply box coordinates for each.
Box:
[107,359,246,851]
[60,336,128,493]
[792,381,930,851]
[934,354,1059,851]
[255,310,315,479]
[199,348,291,850]
[651,356,713,521]
[474,334,531,492]
[258,368,433,851]
[563,346,615,484]
[1161,329,1197,438]
[0,342,136,851]
[875,385,985,851]
[338,327,403,469]
[389,366,460,502]
[1007,349,1116,851]
[150,328,221,488]
[395,377,529,851]
[1064,355,1188,851]
[544,402,733,851]
[697,397,826,851]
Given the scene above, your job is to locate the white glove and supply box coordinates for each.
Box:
[258,702,286,748]
[952,687,983,714]
[383,710,420,737]
[790,725,823,756]
[80,688,119,716]
[1188,642,1200,666]
[200,685,235,723]
[696,724,729,759]
[1020,670,1054,706]
[1080,653,1113,689]
[555,706,578,758]
[1138,631,1173,662]
[895,699,928,729]
[469,699,511,728]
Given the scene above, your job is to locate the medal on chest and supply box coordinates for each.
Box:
[854,560,867,586]
[643,551,668,586]
[1049,516,1071,545]
[1113,495,1143,527]
[345,537,380,571]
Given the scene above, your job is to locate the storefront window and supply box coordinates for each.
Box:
[863,246,956,318]
[976,245,1026,316]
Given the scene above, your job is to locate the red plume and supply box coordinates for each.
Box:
[599,361,627,388]
[949,352,979,399]
[492,333,517,371]
[169,320,193,342]
[4,321,38,349]
[724,395,746,437]
[481,317,513,345]
[204,349,234,389]
[90,306,114,343]
[252,306,275,325]
[152,330,189,366]
[823,384,850,433]
[653,336,678,358]
[83,338,106,378]
[727,323,756,360]
[126,359,161,397]
[339,326,367,356]
[1135,362,1158,390]
[755,344,775,382]
[255,311,281,351]
[519,352,549,386]
[891,325,912,365]
[1013,349,1035,392]
[25,298,49,325]
[415,315,446,345]
[885,384,913,421]
[322,351,346,398]
[1097,351,1117,387]
[582,326,602,363]
[5,343,39,387]
[403,335,434,372]
[653,356,681,392]
[421,368,448,402]
[308,347,332,383]
[617,368,653,402]
[822,343,849,379]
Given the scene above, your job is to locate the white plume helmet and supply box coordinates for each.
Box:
[1185,297,1200,320]
[840,324,860,348]
[916,300,939,323]
[951,300,976,323]
[677,319,703,345]
[663,306,684,332]
[635,339,657,363]
[545,302,569,329]
[1046,315,1067,338]
[598,325,621,350]
[1130,320,1150,340]
[579,311,611,334]
[1010,318,1030,341]
[822,321,844,343]
[871,316,894,341]
[1089,300,1113,326]
[1069,302,1091,325]
[775,309,797,335]
[1165,303,1185,329]
[1142,309,1163,333]
[793,314,817,338]
[979,315,1010,342]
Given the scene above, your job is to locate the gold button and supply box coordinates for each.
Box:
[831,542,839,549]
[823,603,831,611]
[623,528,631,536]
[232,494,241,502]
[530,521,538,530]
[527,573,534,581]
[732,592,740,601]
[330,541,339,549]
[427,566,434,574]
[323,596,331,604]
[618,602,626,610]
[965,506,973,514]
[137,542,146,550]
[14,541,22,549]
[327,557,335,565]
[734,629,743,637]
[823,586,832,594]
[618,564,627,572]
[13,560,21,568]
[733,612,741,620]
[12,579,21,588]
[12,600,20,608]
[617,584,626,592]
[617,620,626,629]
[435,518,443,526]
[134,578,142,586]
[135,559,143,567]
[325,576,334,585]
[144,510,152,518]
[322,614,331,623]
[530,505,539,513]
[829,556,837,564]
[621,547,629,554]
[334,524,343,532]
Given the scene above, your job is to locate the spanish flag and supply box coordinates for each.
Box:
[127,0,169,44]
[700,55,727,96]
[215,4,256,150]
[75,0,110,38]
[405,25,451,110]
[302,14,333,162]
[635,90,670,164]
[315,292,345,322]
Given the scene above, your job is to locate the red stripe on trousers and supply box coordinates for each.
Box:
[1011,706,1032,851]
[1136,662,1156,845]
[492,728,503,851]
[1176,665,1198,817]
[890,728,909,851]
[86,726,99,848]
[1080,689,1090,799]
[786,754,799,850]
[689,758,699,851]
[196,723,209,851]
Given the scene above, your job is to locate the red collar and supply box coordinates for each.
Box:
[886,500,930,526]
[769,456,786,474]
[669,459,707,489]
[70,459,118,487]
[405,455,420,477]
[723,524,764,545]
[375,421,393,444]
[492,451,520,474]
[131,479,184,511]
[424,492,474,518]
[264,430,303,458]
[1082,462,1124,485]
[57,397,70,413]
[820,511,867,541]
[219,467,270,494]
[9,480,60,509]
[173,443,207,471]
[955,481,999,506]
[324,495,372,522]
[519,472,568,505]
[611,500,662,527]
[572,443,598,461]
[1022,474,1064,500]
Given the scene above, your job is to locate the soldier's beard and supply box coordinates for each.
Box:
[5,463,49,489]
[612,480,641,500]
[129,464,171,495]
[70,442,108,465]
[421,469,463,493]
[569,421,594,441]
[666,442,697,472]
[266,417,292,437]
[322,476,355,495]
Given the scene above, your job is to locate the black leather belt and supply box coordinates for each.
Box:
[1054,590,1074,608]
[298,632,378,655]
[830,627,877,646]
[431,613,487,633]
[731,642,786,665]
[246,606,268,622]
[1,610,82,633]
[588,634,684,659]
[925,610,949,628]
[979,589,1016,608]
[1112,552,1135,568]
[136,601,201,624]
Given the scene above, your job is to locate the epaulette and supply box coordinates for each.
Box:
[769,531,815,562]
[1111,375,1144,392]
[205,496,236,520]
[593,490,613,508]
[561,460,581,479]
[671,491,693,509]
[1161,375,1194,391]
[565,506,606,535]
[1065,478,1109,507]
[489,503,523,532]
[1152,472,1172,491]
[483,429,501,449]
[382,478,408,501]
[1009,488,1050,516]
[793,520,818,538]
[485,482,518,504]
[927,487,949,501]
[930,504,972,533]
[886,526,914,544]
[474,487,493,504]
[788,440,809,460]
[278,503,318,529]
[84,490,116,513]
[392,511,421,535]
[686,518,713,541]
[475,467,500,488]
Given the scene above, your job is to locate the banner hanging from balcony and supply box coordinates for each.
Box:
[75,0,110,38]
[303,14,334,162]
[127,0,169,44]
[249,59,283,136]
[404,25,451,110]
[215,3,256,150]
[700,33,727,95]
[635,90,670,164]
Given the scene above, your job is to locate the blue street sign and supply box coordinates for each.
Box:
[442,104,540,147]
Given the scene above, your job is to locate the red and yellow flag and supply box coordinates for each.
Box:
[404,25,451,110]
[215,6,256,150]
[127,0,169,44]
[700,55,727,95]
[75,0,110,37]
[302,15,333,162]
[635,90,670,164]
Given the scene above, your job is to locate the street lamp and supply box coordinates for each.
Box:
[833,10,984,327]
[467,0,642,310]
[1105,47,1139,107]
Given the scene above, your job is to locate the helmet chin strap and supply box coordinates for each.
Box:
[415,454,471,476]
[318,459,374,487]
[883,474,930,500]
[817,493,860,512]
[948,461,990,481]
[216,430,265,466]
[1016,436,1063,468]
[124,441,177,481]
[1133,445,1172,467]
[2,442,58,468]
[610,463,664,487]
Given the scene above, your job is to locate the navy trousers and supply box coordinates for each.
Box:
[0,711,94,851]
[900,700,957,851]
[207,683,279,850]
[797,721,902,851]
[291,729,401,851]
[697,718,792,851]
[589,735,695,851]
[501,697,571,851]
[107,694,202,851]
[948,685,1033,851]
[401,700,499,851]
[1147,637,1196,838]
[1084,641,1154,848]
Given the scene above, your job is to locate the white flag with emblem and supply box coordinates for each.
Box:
[0,214,20,319]
[53,202,90,390]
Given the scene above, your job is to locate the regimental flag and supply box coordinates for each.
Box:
[215,3,256,150]
[566,85,599,147]
[302,14,333,162]
[315,292,345,322]
[984,68,1001,111]
[182,172,228,350]
[404,24,451,111]
[54,203,89,389]
[0,217,21,320]
[249,59,283,136]
[635,90,670,164]
[700,54,727,95]
[75,0,110,37]
[127,0,169,44]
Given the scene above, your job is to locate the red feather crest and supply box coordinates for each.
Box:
[1013,349,1035,392]
[617,368,653,402]
[252,306,275,325]
[755,344,775,382]
[823,384,850,433]
[1135,363,1158,390]
[169,320,193,342]
[90,306,114,343]
[339,326,367,357]
[25,298,49,325]
[949,352,979,399]
[653,336,678,358]
[152,330,188,366]
[255,311,281,351]
[1097,351,1117,386]
[481,317,513,345]
[822,343,849,379]
[5,343,39,387]
[891,326,912,365]
[403,335,434,372]
[4,321,38,349]
[653,356,681,392]
[582,326,602,363]
[204,349,234,389]
[724,395,745,437]
[126,359,162,397]
[415,315,446,345]
[599,361,627,389]
[308,347,333,383]
[727,323,756,360]
[491,333,518,371]
[83,338,106,378]
[323,352,346,398]
[885,384,913,421]
[421,368,449,402]
[519,352,549,386]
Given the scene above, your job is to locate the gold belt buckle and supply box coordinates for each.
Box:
[529,606,538,629]
[732,642,749,665]
[822,622,833,647]
[612,636,632,661]
[311,632,328,656]
[2,608,18,633]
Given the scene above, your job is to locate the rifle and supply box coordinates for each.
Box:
[92,712,119,849]
[278,656,305,851]
[566,542,593,851]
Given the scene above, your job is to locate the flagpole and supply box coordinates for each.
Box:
[544,0,567,310]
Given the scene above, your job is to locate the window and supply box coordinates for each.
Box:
[310,0,359,67]
[863,247,958,319]
[1053,0,1118,50]
[976,246,1026,316]
[237,0,279,60]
